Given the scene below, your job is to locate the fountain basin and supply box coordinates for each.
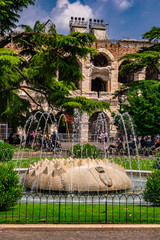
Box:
[23,158,131,192]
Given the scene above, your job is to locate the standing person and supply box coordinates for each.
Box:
[51,130,57,147]
[98,131,103,143]
[30,131,35,144]
[152,138,160,152]
[43,133,47,150]
[140,136,146,148]
[104,132,108,143]
[47,132,52,150]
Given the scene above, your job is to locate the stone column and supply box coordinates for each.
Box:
[81,58,92,95]
[79,112,89,143]
[110,61,119,93]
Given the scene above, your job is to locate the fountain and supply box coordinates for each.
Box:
[23,158,131,192]
[14,110,151,195]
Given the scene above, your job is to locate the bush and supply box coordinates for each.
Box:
[152,151,160,169]
[143,170,160,205]
[0,162,23,211]
[69,143,100,158]
[0,142,14,162]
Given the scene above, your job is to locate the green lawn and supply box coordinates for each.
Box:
[11,156,154,171]
[109,157,154,171]
[0,203,159,224]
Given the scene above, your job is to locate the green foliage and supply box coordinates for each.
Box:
[0,0,35,36]
[142,26,160,42]
[152,151,160,169]
[120,80,160,136]
[0,21,110,129]
[143,170,160,205]
[114,26,160,137]
[119,51,160,77]
[69,144,100,159]
[0,91,31,131]
[0,162,22,211]
[63,97,110,115]
[0,48,31,130]
[0,142,14,162]
[0,48,24,85]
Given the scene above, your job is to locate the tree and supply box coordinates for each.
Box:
[0,0,35,36]
[0,21,110,130]
[113,27,160,136]
[120,80,160,136]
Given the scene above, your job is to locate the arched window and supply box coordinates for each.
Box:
[88,112,109,141]
[118,61,134,83]
[91,78,106,97]
[91,53,109,67]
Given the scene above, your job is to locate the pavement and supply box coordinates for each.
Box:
[1,224,160,240]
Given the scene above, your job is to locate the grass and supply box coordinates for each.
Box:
[0,203,160,224]
[109,157,154,171]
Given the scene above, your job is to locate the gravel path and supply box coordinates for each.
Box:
[1,229,160,240]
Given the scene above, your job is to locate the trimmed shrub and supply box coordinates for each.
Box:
[0,142,14,162]
[0,162,23,211]
[143,170,160,205]
[69,143,100,158]
[152,151,160,169]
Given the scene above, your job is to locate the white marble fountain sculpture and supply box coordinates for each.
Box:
[23,158,131,192]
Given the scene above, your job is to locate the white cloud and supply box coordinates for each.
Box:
[50,0,94,34]
[18,0,94,34]
[18,5,48,29]
[113,0,133,10]
[18,0,133,35]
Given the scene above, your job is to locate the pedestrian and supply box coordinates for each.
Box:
[51,130,57,147]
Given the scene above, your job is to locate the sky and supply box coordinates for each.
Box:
[18,0,160,40]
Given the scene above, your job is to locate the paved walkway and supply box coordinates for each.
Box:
[61,141,106,150]
[0,225,160,240]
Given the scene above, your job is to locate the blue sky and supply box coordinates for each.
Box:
[18,0,160,40]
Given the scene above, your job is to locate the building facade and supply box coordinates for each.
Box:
[69,17,160,141]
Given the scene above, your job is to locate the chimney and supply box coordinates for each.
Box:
[89,19,109,40]
[69,17,87,33]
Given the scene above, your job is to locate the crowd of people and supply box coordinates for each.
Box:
[98,132,160,154]
[8,130,62,151]
[138,136,160,153]
[7,129,160,155]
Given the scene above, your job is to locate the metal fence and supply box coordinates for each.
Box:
[0,193,160,224]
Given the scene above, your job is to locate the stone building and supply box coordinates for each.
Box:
[68,17,160,141]
[2,18,159,141]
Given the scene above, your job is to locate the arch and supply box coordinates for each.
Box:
[118,60,134,83]
[91,53,109,67]
[98,48,114,64]
[88,112,110,141]
[91,77,106,97]
[145,65,159,80]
